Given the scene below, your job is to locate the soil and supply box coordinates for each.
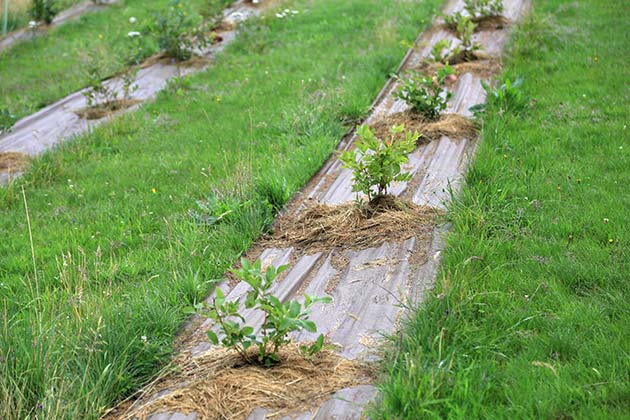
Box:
[75,99,141,120]
[0,152,31,172]
[369,111,477,144]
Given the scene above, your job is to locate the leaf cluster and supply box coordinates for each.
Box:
[340,125,417,203]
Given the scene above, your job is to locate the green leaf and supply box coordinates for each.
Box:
[207,330,219,345]
[303,320,317,333]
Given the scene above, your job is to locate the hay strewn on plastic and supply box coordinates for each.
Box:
[267,198,441,253]
[113,344,373,420]
[415,58,502,77]
[0,152,30,172]
[75,99,141,120]
[369,111,477,144]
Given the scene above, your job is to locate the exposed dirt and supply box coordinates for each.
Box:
[265,197,441,253]
[369,111,477,144]
[108,343,373,420]
[75,99,141,120]
[0,152,31,172]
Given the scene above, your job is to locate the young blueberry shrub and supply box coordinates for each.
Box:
[464,0,504,20]
[201,0,233,27]
[430,17,480,65]
[205,258,332,366]
[81,45,138,116]
[443,0,504,30]
[393,65,455,120]
[339,125,417,204]
[29,0,58,24]
[149,0,214,61]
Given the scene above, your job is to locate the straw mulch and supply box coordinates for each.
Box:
[266,198,441,253]
[0,152,30,172]
[75,99,141,120]
[415,57,502,78]
[111,344,374,420]
[369,111,477,144]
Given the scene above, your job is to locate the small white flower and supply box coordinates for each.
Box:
[141,335,147,342]
[129,16,137,24]
[275,12,284,18]
[28,20,37,29]
[127,31,141,38]
[291,10,299,14]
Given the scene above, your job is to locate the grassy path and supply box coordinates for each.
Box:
[373,0,630,418]
[0,0,442,418]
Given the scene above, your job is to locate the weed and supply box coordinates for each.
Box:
[148,0,214,61]
[470,76,528,117]
[0,108,17,135]
[340,124,417,203]
[393,65,455,120]
[201,258,332,366]
[29,0,58,24]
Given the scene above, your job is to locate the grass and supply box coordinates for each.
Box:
[0,0,211,121]
[0,0,443,417]
[373,0,630,418]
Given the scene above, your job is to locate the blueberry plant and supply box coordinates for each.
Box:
[464,0,504,20]
[203,258,332,366]
[149,0,214,61]
[444,0,503,30]
[81,44,137,111]
[393,65,455,120]
[340,125,417,203]
[29,0,58,24]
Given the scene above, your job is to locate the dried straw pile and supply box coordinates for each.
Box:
[0,152,30,172]
[268,198,441,253]
[113,344,373,420]
[369,111,477,144]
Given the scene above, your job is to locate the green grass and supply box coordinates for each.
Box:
[0,0,211,121]
[0,0,442,418]
[373,0,630,418]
